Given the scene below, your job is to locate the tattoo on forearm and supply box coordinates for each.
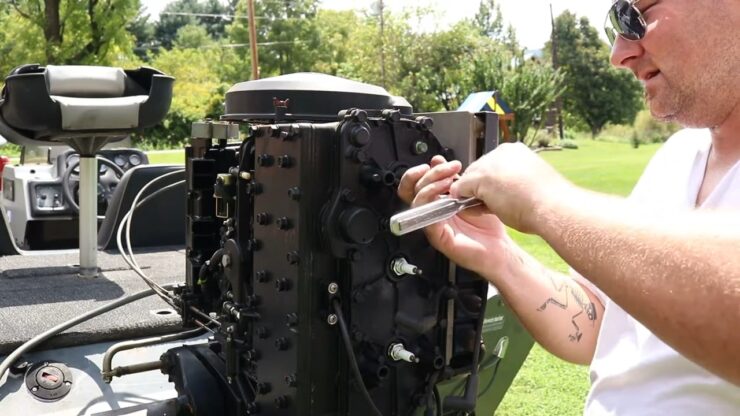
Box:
[537,271,597,342]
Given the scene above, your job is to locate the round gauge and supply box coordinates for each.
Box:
[129,154,142,166]
[99,164,108,174]
[114,155,126,167]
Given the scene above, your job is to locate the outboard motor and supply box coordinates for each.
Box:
[163,73,516,416]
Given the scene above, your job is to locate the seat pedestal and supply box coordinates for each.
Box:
[78,156,99,278]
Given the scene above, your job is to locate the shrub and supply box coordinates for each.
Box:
[560,139,579,149]
[633,110,681,143]
[596,123,636,143]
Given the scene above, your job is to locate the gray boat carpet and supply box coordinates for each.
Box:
[0,248,187,355]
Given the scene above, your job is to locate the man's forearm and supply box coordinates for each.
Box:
[481,241,603,365]
[534,186,740,385]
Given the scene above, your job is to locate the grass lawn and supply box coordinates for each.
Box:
[495,140,661,416]
[145,140,663,415]
[147,149,185,165]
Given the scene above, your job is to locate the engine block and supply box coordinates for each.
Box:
[164,73,505,416]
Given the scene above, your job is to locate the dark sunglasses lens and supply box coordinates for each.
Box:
[608,1,646,41]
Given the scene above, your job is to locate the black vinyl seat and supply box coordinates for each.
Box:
[0,64,173,148]
[0,64,173,275]
[97,165,185,251]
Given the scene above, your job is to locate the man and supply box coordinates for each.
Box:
[398,0,740,413]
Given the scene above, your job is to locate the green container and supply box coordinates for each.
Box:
[437,292,534,415]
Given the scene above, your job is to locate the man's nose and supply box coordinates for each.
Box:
[609,36,645,70]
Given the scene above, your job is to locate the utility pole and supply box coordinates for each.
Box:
[550,3,564,139]
[247,0,260,80]
[378,0,386,88]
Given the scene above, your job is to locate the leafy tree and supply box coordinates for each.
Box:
[465,44,565,143]
[144,46,230,147]
[312,9,359,75]
[473,0,504,40]
[128,8,157,59]
[7,0,139,65]
[547,12,642,136]
[155,0,237,50]
[174,24,213,49]
[228,0,321,76]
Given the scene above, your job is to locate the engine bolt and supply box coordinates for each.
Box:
[256,326,270,338]
[257,154,274,167]
[287,251,300,265]
[415,116,434,130]
[327,282,339,294]
[327,314,338,325]
[351,109,368,122]
[285,373,298,387]
[256,382,271,394]
[350,126,370,146]
[256,212,272,225]
[288,187,301,201]
[274,395,290,408]
[274,337,290,351]
[246,401,260,414]
[382,109,401,122]
[276,217,292,230]
[275,278,292,292]
[255,270,270,282]
[247,239,262,251]
[413,140,429,155]
[277,155,293,168]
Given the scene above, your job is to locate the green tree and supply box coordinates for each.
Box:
[7,0,139,65]
[547,12,642,136]
[473,0,504,40]
[144,46,230,147]
[465,44,565,143]
[228,0,321,76]
[128,7,156,59]
[173,23,213,49]
[155,0,237,49]
[312,9,359,75]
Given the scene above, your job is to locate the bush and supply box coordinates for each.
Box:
[560,139,579,149]
[596,123,636,143]
[633,110,681,143]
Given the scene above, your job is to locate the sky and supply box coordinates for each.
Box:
[140,0,611,49]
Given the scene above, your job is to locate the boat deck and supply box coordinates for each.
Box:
[0,247,185,356]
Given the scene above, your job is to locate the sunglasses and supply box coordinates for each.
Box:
[604,0,647,46]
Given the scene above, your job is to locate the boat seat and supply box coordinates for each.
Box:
[0,64,173,150]
[98,165,185,251]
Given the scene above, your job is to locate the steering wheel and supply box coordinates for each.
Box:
[62,156,125,218]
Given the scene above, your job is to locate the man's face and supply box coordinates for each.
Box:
[609,0,740,128]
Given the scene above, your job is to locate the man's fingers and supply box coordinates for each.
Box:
[398,164,430,204]
[414,161,462,196]
[413,177,455,207]
[429,155,448,167]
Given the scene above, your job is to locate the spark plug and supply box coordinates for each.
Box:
[391,257,422,277]
[388,343,419,363]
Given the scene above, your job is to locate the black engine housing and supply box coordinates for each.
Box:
[167,73,493,416]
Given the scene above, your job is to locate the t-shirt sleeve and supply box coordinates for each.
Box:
[570,268,607,307]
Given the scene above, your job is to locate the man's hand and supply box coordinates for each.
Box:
[449,142,573,234]
[397,155,512,277]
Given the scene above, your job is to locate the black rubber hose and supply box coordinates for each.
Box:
[0,283,179,386]
[332,299,383,416]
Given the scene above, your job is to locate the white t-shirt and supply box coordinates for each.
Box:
[583,128,740,415]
